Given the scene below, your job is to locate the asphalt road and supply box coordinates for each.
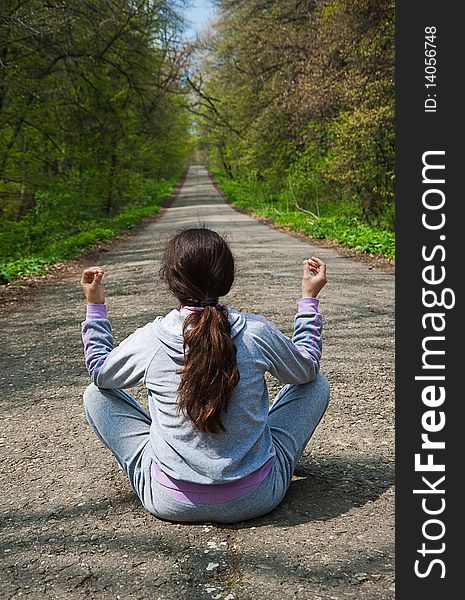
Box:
[0,165,395,599]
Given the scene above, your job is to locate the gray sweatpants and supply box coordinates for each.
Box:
[83,373,330,523]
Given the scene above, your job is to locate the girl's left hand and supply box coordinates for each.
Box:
[80,267,105,304]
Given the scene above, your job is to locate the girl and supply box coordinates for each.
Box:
[81,228,329,523]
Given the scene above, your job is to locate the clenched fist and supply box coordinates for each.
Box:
[301,257,327,299]
[80,267,105,304]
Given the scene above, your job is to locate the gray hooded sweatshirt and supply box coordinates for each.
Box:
[81,298,322,484]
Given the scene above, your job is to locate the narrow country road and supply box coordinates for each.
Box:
[0,166,395,599]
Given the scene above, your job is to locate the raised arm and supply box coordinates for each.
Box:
[255,257,328,384]
[80,267,155,389]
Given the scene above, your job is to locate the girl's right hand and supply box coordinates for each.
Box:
[301,257,327,298]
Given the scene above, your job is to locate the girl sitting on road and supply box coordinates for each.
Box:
[81,227,330,523]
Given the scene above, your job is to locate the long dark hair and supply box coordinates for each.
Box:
[159,228,240,434]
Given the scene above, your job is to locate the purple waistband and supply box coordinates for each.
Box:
[150,458,274,505]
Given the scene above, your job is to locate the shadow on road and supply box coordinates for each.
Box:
[0,456,393,533]
[0,457,393,597]
[222,455,393,530]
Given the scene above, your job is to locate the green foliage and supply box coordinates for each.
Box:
[0,1,193,285]
[0,176,178,284]
[0,176,175,258]
[214,173,395,260]
[193,0,394,230]
[0,1,192,267]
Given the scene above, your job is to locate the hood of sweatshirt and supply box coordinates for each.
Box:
[152,307,247,360]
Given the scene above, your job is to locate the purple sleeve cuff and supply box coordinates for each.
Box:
[86,303,107,320]
[296,297,320,313]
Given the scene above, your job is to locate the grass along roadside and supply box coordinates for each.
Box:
[212,173,395,260]
[0,175,184,285]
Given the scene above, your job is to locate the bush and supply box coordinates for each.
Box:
[0,175,180,284]
[214,172,395,260]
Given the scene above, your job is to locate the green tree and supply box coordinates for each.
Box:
[190,0,394,228]
[0,0,193,265]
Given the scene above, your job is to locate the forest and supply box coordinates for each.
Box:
[0,0,395,284]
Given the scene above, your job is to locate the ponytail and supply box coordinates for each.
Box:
[177,305,240,434]
[160,227,238,434]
